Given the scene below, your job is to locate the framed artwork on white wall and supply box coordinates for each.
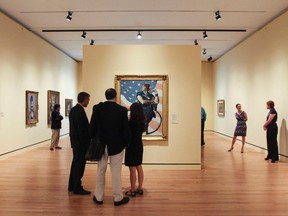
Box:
[115,75,168,140]
[217,99,225,116]
[26,90,39,125]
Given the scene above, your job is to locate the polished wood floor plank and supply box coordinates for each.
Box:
[0,132,288,216]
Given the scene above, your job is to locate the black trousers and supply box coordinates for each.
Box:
[266,127,279,161]
[201,119,205,145]
[68,144,87,192]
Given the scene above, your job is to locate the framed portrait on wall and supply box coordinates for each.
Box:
[217,99,225,116]
[26,90,39,125]
[115,75,169,140]
[65,99,73,117]
[47,90,60,125]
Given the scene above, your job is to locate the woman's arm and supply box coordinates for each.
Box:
[263,114,276,130]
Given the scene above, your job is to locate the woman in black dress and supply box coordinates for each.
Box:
[228,104,248,153]
[263,100,279,163]
[125,103,146,196]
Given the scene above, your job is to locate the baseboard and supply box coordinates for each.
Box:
[213,130,288,158]
[0,133,69,157]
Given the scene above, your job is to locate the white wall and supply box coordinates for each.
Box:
[213,11,288,158]
[0,13,79,155]
[82,45,202,169]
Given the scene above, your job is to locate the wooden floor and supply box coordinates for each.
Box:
[1,132,288,216]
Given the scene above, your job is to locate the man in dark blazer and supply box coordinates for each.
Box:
[68,92,91,195]
[90,88,131,206]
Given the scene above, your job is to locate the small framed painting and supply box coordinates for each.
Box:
[47,90,60,125]
[26,90,39,125]
[217,99,225,116]
[65,99,73,117]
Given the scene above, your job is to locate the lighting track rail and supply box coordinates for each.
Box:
[42,29,246,33]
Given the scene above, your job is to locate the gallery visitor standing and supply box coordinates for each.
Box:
[125,102,146,197]
[228,104,248,153]
[90,88,131,206]
[50,104,63,151]
[68,92,91,195]
[263,100,279,163]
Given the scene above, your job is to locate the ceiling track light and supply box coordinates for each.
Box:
[208,56,213,61]
[203,31,208,39]
[66,11,73,21]
[137,31,142,39]
[203,49,207,55]
[194,39,198,45]
[215,11,221,21]
[90,40,94,45]
[81,31,86,39]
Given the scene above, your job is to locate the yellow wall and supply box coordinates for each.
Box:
[0,12,79,155]
[82,45,202,169]
[213,11,288,158]
[201,62,214,130]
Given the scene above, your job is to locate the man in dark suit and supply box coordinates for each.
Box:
[90,88,131,206]
[68,92,91,195]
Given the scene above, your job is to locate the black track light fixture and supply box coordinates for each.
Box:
[203,31,208,39]
[90,40,94,45]
[203,49,207,55]
[194,40,198,45]
[66,11,73,21]
[215,11,221,21]
[81,31,86,39]
[208,56,213,61]
[137,31,142,39]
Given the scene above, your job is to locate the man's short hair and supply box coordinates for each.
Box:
[77,92,90,103]
[53,104,60,110]
[105,88,117,100]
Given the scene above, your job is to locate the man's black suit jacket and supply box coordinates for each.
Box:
[69,104,90,148]
[90,101,130,156]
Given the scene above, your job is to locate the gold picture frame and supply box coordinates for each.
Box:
[26,90,39,125]
[217,99,225,116]
[115,75,169,140]
[47,90,60,125]
[65,99,73,117]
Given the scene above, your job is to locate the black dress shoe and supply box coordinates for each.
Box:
[74,188,91,195]
[93,196,103,205]
[55,146,62,149]
[114,196,129,206]
[264,157,270,160]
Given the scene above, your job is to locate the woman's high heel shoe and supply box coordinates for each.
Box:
[228,147,234,152]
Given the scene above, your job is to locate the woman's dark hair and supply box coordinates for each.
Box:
[236,103,241,108]
[266,100,275,108]
[105,88,117,100]
[53,104,60,110]
[77,92,90,103]
[130,103,146,123]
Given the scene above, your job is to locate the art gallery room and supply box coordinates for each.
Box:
[1,0,288,215]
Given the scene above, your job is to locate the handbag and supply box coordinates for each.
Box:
[85,137,104,161]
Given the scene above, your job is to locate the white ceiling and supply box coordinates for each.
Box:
[1,0,288,62]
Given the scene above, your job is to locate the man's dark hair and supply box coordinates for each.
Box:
[77,92,90,103]
[53,104,60,110]
[105,88,117,100]
[266,100,275,108]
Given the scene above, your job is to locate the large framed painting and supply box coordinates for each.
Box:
[65,99,73,117]
[47,90,60,125]
[217,99,225,116]
[26,90,39,125]
[115,75,168,140]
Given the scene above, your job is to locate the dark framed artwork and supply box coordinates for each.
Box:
[47,90,60,125]
[26,90,39,125]
[115,75,168,140]
[65,99,73,117]
[217,99,225,116]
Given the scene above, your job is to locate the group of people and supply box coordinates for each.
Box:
[228,101,279,163]
[67,89,145,206]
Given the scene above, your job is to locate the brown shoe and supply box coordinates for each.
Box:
[50,148,54,151]
[55,146,62,149]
